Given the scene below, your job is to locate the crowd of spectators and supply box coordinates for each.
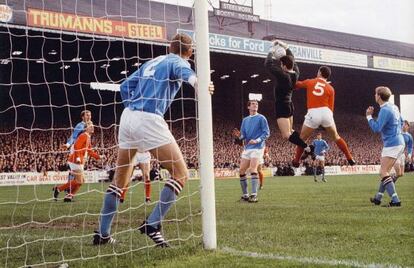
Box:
[211,114,391,168]
[0,114,412,173]
[0,128,117,173]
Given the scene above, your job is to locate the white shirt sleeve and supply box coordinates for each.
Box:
[188,75,197,88]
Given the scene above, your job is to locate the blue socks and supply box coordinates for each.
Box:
[147,179,181,228]
[375,181,386,201]
[240,173,260,197]
[99,191,120,237]
[240,174,248,196]
[379,176,400,203]
[251,173,258,196]
[99,179,183,237]
[384,182,400,203]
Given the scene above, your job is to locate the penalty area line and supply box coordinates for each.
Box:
[220,247,408,268]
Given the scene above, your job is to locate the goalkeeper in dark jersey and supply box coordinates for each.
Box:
[265,40,312,165]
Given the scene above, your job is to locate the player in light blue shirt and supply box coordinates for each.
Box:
[401,121,413,163]
[312,133,329,182]
[367,86,403,207]
[94,33,214,246]
[65,122,85,147]
[371,120,413,202]
[233,100,270,202]
[390,120,412,184]
[120,53,196,116]
[60,110,91,187]
[63,110,91,149]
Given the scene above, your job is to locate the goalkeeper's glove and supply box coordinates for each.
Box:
[272,39,288,49]
[279,41,289,49]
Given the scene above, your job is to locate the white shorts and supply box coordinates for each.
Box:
[315,155,325,161]
[68,162,84,171]
[259,156,264,165]
[395,153,406,166]
[118,108,175,151]
[381,145,405,159]
[304,107,335,129]
[241,149,264,160]
[136,151,151,164]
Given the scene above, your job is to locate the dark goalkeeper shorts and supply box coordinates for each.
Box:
[275,102,294,119]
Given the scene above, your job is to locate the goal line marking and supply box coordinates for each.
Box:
[220,247,409,268]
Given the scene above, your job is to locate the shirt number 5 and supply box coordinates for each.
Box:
[313,82,325,96]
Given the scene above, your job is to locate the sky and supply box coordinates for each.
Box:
[154,0,414,44]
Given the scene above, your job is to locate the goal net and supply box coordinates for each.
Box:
[0,1,215,267]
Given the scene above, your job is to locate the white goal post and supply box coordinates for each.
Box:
[0,0,217,266]
[194,0,217,250]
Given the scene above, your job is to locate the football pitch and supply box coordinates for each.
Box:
[0,174,413,267]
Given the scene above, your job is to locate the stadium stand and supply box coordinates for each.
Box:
[1,1,413,174]
[3,111,408,173]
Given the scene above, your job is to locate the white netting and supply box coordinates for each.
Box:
[0,1,205,267]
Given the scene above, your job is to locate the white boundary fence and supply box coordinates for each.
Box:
[0,165,384,186]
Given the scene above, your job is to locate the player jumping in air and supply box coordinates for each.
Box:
[312,132,330,182]
[93,33,214,247]
[53,121,101,202]
[367,86,403,207]
[293,66,355,167]
[233,100,270,203]
[264,40,312,154]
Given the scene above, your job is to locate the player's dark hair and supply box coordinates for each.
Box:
[319,66,331,79]
[404,120,410,126]
[280,55,294,70]
[170,33,192,55]
[247,100,258,106]
[80,110,91,119]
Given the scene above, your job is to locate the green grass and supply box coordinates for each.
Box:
[0,174,413,267]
